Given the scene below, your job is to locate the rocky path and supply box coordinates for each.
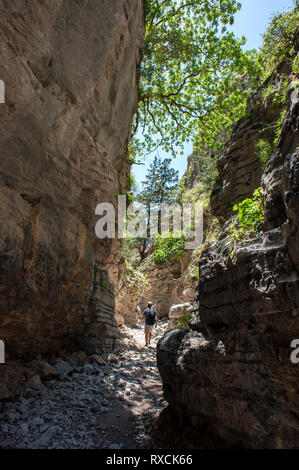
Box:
[0,323,168,449]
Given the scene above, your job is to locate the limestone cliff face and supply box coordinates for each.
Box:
[0,0,144,359]
[211,62,291,220]
[157,71,299,448]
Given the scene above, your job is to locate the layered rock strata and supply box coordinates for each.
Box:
[158,74,299,448]
[211,62,291,219]
[0,0,144,359]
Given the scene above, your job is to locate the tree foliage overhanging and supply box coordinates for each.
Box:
[132,0,298,158]
[133,0,262,156]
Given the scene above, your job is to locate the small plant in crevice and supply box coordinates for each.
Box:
[233,187,264,231]
[255,139,275,169]
[229,187,264,256]
[193,267,199,280]
[174,311,191,329]
[126,191,134,205]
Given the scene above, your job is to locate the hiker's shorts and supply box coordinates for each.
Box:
[144,324,154,335]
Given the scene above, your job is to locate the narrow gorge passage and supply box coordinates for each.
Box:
[0,323,168,449]
[0,0,298,452]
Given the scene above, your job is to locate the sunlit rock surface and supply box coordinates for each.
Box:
[211,62,291,220]
[0,0,144,359]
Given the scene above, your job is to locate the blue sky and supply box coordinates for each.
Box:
[132,0,295,189]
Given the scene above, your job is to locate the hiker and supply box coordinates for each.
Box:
[142,301,157,347]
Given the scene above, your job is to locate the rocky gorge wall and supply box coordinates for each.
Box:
[157,66,299,447]
[0,0,144,360]
[211,62,291,220]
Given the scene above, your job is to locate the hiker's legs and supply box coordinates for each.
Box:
[147,325,153,345]
[144,325,149,345]
[144,325,153,346]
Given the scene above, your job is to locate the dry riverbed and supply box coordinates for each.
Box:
[0,323,168,449]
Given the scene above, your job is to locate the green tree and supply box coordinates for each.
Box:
[137,156,179,208]
[135,156,180,258]
[134,0,261,155]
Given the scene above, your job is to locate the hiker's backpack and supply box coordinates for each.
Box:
[145,308,157,325]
